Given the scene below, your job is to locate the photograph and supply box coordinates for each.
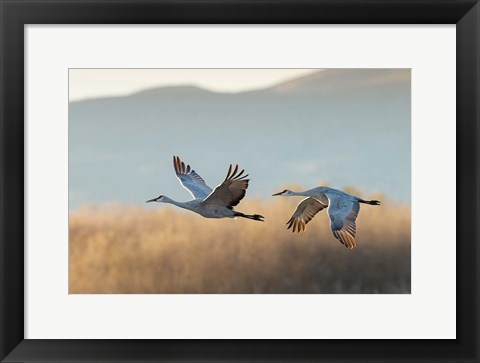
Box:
[68,68,411,294]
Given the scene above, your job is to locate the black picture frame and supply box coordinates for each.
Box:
[1,1,478,362]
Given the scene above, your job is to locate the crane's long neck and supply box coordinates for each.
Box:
[289,189,317,197]
[161,196,194,211]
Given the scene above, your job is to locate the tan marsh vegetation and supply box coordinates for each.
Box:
[69,192,410,294]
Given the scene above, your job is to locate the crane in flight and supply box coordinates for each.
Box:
[146,156,264,222]
[272,186,380,248]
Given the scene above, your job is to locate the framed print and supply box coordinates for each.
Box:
[1,1,479,362]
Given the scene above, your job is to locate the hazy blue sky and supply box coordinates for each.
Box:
[69,68,410,210]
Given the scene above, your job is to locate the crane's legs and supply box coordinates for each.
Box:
[358,199,381,205]
[234,212,265,222]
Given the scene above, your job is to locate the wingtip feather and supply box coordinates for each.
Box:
[173,155,178,173]
[226,164,233,180]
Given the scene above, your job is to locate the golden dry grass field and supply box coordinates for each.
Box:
[69,190,410,294]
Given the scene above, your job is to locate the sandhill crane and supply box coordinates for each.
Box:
[272,186,380,248]
[146,156,264,221]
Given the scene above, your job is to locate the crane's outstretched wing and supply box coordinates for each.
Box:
[286,197,326,233]
[325,193,360,249]
[203,164,249,208]
[173,156,212,199]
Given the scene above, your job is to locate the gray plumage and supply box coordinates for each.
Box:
[273,186,380,249]
[146,156,264,222]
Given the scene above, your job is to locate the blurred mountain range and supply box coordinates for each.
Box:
[69,69,410,210]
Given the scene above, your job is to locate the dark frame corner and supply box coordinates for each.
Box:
[1,1,479,362]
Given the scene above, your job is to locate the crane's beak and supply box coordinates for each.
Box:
[145,198,157,203]
[272,191,282,196]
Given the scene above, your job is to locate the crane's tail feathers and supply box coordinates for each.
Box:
[359,199,381,205]
[234,212,265,222]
